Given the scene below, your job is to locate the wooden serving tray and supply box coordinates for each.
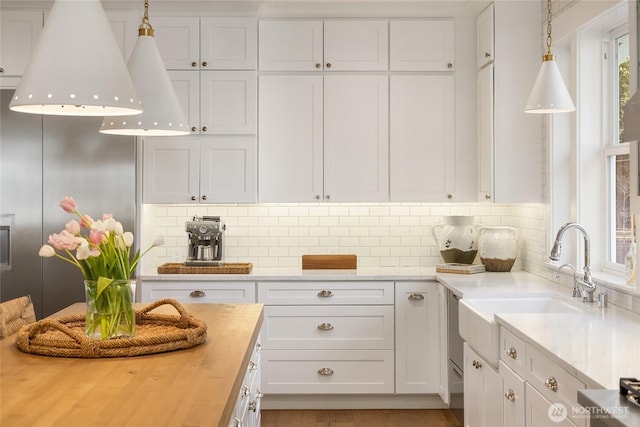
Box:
[157,262,253,274]
[302,255,357,270]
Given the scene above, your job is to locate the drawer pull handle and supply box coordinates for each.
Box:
[317,322,334,331]
[506,346,518,359]
[232,416,242,427]
[256,342,262,351]
[317,290,334,298]
[408,293,424,301]
[472,360,482,369]
[317,367,334,376]
[545,376,558,392]
[249,361,258,371]
[505,389,516,401]
[189,290,206,298]
[257,389,263,399]
[248,401,257,412]
[241,385,250,397]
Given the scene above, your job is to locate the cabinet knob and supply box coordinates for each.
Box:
[0,67,4,73]
[545,376,558,392]
[191,196,197,201]
[325,195,331,200]
[447,63,453,68]
[506,346,518,359]
[326,62,332,69]
[485,194,491,200]
[472,360,482,369]
[232,416,242,427]
[201,195,207,201]
[248,401,257,412]
[202,126,207,132]
[485,52,491,58]
[315,195,321,200]
[249,361,258,371]
[317,290,334,298]
[315,63,321,69]
[447,194,453,200]
[317,322,334,331]
[317,367,334,376]
[191,126,197,132]
[408,293,425,301]
[202,61,208,67]
[241,385,250,397]
[505,389,516,402]
[189,290,206,298]
[191,61,197,68]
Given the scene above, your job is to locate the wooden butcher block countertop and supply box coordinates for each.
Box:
[1,302,264,427]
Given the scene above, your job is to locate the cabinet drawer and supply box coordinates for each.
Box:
[261,349,394,394]
[527,346,586,426]
[262,305,394,350]
[526,383,578,427]
[500,326,527,378]
[257,281,394,305]
[140,281,256,303]
[500,361,525,427]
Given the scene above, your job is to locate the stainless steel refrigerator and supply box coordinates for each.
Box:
[0,89,137,319]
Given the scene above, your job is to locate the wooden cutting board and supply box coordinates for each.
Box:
[301,255,357,270]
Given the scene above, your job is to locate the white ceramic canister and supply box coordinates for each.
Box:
[432,216,479,264]
[478,226,518,272]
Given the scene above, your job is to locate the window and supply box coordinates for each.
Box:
[604,26,630,270]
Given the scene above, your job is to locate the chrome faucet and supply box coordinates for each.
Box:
[550,222,596,302]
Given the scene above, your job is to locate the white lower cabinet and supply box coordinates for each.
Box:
[140,281,256,304]
[258,281,395,394]
[526,383,577,427]
[395,281,440,393]
[500,361,525,427]
[464,342,502,427]
[230,337,263,427]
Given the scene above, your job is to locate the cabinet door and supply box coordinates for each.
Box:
[395,282,439,394]
[0,11,42,76]
[324,75,389,202]
[464,343,502,427]
[200,136,257,203]
[526,383,578,427]
[258,75,323,202]
[200,17,257,70]
[105,10,139,61]
[258,20,323,71]
[168,71,200,134]
[477,4,494,68]
[152,17,200,70]
[323,20,388,71]
[390,75,454,202]
[477,64,494,202]
[390,20,454,71]
[500,361,525,427]
[142,137,200,203]
[200,71,257,134]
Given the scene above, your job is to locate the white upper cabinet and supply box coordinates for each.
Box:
[259,20,388,71]
[0,11,42,77]
[390,75,455,202]
[390,20,454,71]
[200,71,257,134]
[153,17,257,70]
[105,10,139,62]
[476,4,494,68]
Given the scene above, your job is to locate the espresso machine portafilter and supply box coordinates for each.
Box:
[185,216,225,266]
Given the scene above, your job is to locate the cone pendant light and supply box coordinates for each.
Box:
[100,0,188,136]
[9,0,142,116]
[524,0,575,113]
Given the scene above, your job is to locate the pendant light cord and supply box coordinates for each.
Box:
[544,0,554,60]
[139,0,154,36]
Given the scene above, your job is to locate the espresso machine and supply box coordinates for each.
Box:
[185,216,225,266]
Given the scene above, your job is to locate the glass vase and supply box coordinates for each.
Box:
[84,279,136,340]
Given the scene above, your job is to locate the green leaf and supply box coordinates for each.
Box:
[96,276,114,299]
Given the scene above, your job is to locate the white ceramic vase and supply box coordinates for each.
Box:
[478,226,518,272]
[432,216,479,264]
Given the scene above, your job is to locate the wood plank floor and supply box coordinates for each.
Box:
[261,409,462,427]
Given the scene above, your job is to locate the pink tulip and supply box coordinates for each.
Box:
[59,197,77,213]
[65,220,80,235]
[79,214,93,229]
[48,230,79,251]
[88,229,103,246]
[101,213,113,221]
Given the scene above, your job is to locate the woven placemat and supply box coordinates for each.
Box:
[157,262,253,274]
[15,299,207,358]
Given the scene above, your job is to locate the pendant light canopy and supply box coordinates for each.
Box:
[9,0,142,116]
[524,0,575,114]
[99,1,188,136]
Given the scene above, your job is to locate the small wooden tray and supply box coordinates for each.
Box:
[302,255,357,270]
[15,299,207,358]
[157,262,253,274]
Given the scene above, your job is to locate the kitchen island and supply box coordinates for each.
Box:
[0,302,263,427]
